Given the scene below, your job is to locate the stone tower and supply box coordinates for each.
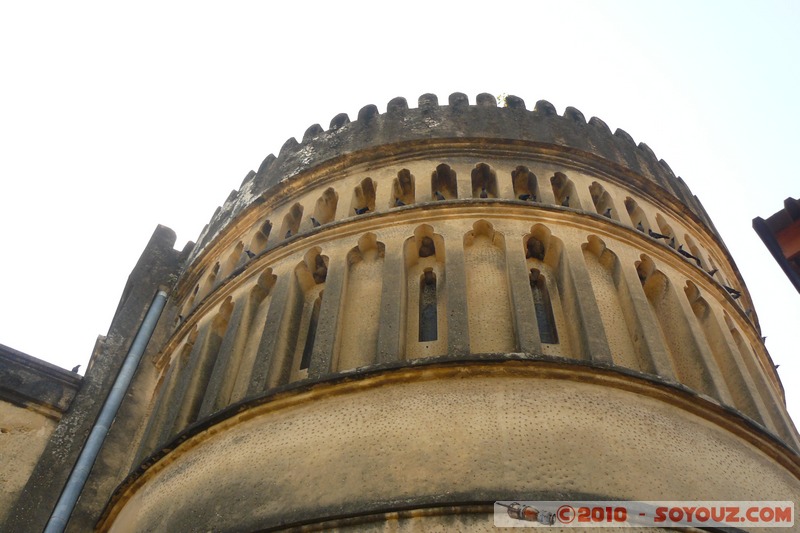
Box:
[7,93,799,531]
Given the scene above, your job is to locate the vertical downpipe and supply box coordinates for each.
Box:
[44,290,169,533]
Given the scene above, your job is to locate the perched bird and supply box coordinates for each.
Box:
[518,193,536,201]
[677,245,701,266]
[526,238,545,260]
[635,221,645,232]
[648,229,670,240]
[284,229,292,239]
[310,216,321,228]
[667,237,676,249]
[479,187,488,199]
[706,268,718,277]
[245,249,256,259]
[560,195,570,207]
[71,365,81,373]
[723,285,741,299]
[434,190,446,201]
[354,206,370,215]
[602,207,613,218]
[394,198,405,207]
[312,255,328,284]
[418,236,436,258]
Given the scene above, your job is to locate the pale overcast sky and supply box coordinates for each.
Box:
[1,1,799,422]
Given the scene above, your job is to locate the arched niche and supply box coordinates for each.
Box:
[225,269,278,405]
[404,225,447,359]
[684,281,761,421]
[512,165,539,201]
[431,164,457,201]
[280,203,304,239]
[351,178,377,215]
[463,220,514,353]
[636,254,714,398]
[337,233,386,371]
[391,169,415,207]
[523,224,570,357]
[582,235,641,371]
[471,163,498,199]
[550,172,581,209]
[312,187,338,226]
[589,181,619,220]
[249,218,272,254]
[624,197,650,233]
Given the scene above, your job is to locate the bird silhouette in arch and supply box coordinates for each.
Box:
[706,268,718,277]
[245,249,256,259]
[648,229,670,240]
[518,193,536,201]
[560,195,570,207]
[394,198,405,207]
[723,285,741,299]
[479,187,488,198]
[677,245,701,266]
[310,216,321,228]
[433,190,446,201]
[636,221,645,232]
[603,207,613,218]
[354,206,369,215]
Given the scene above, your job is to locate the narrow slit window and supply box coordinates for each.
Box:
[530,269,558,344]
[419,269,438,342]
[300,294,322,370]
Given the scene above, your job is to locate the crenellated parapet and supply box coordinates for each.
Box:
[190,93,718,264]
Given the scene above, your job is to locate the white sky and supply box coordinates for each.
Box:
[1,1,799,423]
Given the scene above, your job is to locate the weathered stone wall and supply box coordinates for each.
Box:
[100,364,800,532]
[0,344,81,523]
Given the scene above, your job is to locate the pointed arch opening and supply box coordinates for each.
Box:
[523,224,570,356]
[197,263,221,301]
[681,234,707,269]
[391,169,415,207]
[249,218,272,255]
[312,187,338,227]
[226,269,277,404]
[684,281,761,421]
[431,164,457,200]
[337,233,386,371]
[471,163,498,199]
[624,197,650,233]
[589,181,619,220]
[464,220,514,352]
[220,242,244,279]
[351,177,376,215]
[404,225,447,359]
[179,296,235,429]
[582,235,642,371]
[280,203,303,239]
[636,254,714,397]
[550,172,580,208]
[512,165,539,201]
[655,213,678,249]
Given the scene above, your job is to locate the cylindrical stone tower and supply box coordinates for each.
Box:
[97,93,799,531]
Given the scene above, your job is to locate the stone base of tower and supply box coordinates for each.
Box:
[100,360,800,532]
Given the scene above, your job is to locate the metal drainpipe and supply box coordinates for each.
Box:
[44,290,169,533]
